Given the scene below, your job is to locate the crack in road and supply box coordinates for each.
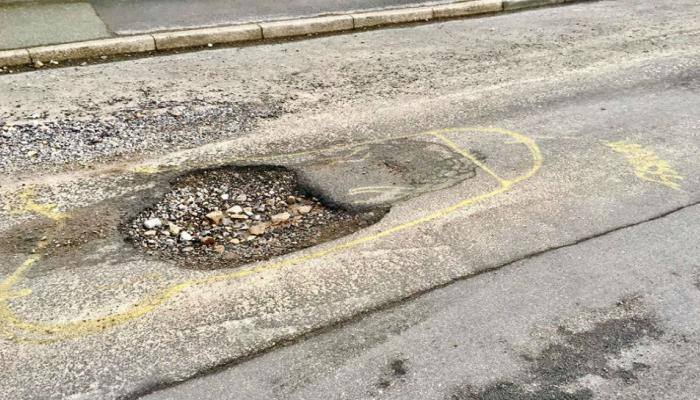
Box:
[131,198,700,399]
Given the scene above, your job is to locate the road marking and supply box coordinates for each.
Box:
[9,188,66,221]
[0,127,541,343]
[605,140,683,190]
[432,132,512,188]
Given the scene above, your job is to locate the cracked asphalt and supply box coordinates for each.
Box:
[146,203,700,400]
[0,1,699,399]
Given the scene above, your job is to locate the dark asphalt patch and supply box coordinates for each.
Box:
[449,298,663,400]
[298,139,484,210]
[449,381,593,400]
[376,357,410,390]
[390,358,409,376]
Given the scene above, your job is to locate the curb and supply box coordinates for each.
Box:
[261,15,354,39]
[152,24,261,51]
[29,35,155,63]
[0,48,31,66]
[352,6,433,29]
[0,0,578,68]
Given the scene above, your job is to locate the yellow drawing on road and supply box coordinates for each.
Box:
[605,140,683,190]
[0,127,542,344]
[9,187,66,222]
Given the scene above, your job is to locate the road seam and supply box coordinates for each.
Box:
[129,198,700,399]
[0,0,581,68]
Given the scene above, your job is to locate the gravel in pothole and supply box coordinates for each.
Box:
[125,166,384,269]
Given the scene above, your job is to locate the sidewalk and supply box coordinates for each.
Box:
[0,0,446,50]
[0,0,572,67]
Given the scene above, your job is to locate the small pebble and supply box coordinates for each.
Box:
[144,218,162,229]
[206,211,224,224]
[271,212,291,224]
[180,231,193,242]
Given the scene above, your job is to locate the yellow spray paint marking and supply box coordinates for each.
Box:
[432,132,512,188]
[10,188,66,221]
[0,289,32,300]
[605,140,683,190]
[0,127,542,343]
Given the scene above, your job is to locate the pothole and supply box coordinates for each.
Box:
[124,165,386,270]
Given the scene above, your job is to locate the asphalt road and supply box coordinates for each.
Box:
[0,1,698,399]
[146,203,700,400]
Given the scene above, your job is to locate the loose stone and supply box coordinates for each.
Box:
[297,205,312,214]
[168,223,182,236]
[180,231,193,242]
[206,211,224,224]
[226,205,243,214]
[271,212,291,224]
[249,223,269,236]
[144,218,162,229]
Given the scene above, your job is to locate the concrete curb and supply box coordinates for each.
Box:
[261,15,354,39]
[352,6,433,29]
[28,35,155,63]
[433,0,503,18]
[0,48,31,66]
[152,24,262,51]
[0,0,579,68]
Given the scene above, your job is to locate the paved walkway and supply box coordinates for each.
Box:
[0,0,441,50]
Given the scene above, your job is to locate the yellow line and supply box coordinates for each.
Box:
[432,132,511,187]
[0,127,541,342]
[10,188,66,222]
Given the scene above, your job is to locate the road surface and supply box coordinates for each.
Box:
[0,0,698,399]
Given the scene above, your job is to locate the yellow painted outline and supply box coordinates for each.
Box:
[9,188,66,222]
[0,127,541,343]
[604,140,683,190]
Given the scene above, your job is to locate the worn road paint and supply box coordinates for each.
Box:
[9,188,66,222]
[0,127,541,343]
[605,140,683,190]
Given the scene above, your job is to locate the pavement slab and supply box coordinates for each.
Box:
[0,1,699,399]
[89,0,447,34]
[0,1,110,50]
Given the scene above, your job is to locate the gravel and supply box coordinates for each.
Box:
[0,98,282,173]
[125,166,384,269]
